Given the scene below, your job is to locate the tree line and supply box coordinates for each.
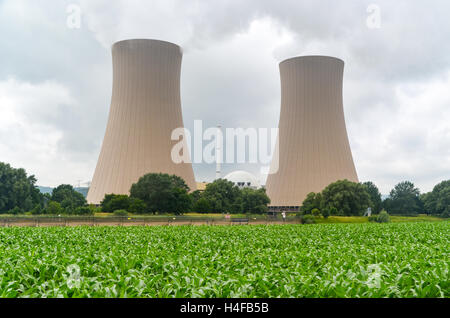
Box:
[0,162,90,215]
[101,173,270,215]
[1,161,449,217]
[0,162,270,215]
[300,179,450,218]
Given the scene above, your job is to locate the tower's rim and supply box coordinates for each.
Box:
[112,38,182,51]
[280,55,344,66]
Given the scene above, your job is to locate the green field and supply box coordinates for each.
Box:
[0,222,448,298]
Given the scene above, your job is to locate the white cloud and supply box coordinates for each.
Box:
[0,78,94,186]
[350,72,450,193]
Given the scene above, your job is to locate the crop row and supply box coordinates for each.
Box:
[0,222,448,297]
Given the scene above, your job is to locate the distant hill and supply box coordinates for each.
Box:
[37,186,89,198]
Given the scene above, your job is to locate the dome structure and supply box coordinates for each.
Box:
[224,171,261,189]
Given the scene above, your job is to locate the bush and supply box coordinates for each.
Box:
[88,204,102,214]
[301,215,316,224]
[440,210,450,218]
[101,194,130,212]
[75,206,93,215]
[8,206,22,215]
[128,198,147,214]
[369,210,390,223]
[46,201,63,215]
[113,209,129,216]
[193,198,212,213]
[377,210,390,223]
[329,207,338,216]
[31,204,42,215]
[311,208,321,217]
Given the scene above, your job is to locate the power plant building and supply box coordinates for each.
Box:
[87,39,196,204]
[266,56,358,210]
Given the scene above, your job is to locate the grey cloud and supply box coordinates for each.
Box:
[1,0,450,193]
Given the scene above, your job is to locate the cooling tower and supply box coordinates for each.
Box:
[266,56,358,209]
[87,39,196,204]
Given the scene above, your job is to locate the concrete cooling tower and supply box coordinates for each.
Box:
[87,39,196,204]
[266,56,358,210]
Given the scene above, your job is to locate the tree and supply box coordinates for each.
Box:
[189,190,203,207]
[369,210,390,223]
[311,208,321,217]
[101,194,130,212]
[322,207,332,218]
[193,198,212,213]
[362,181,382,213]
[386,181,422,215]
[0,162,43,213]
[321,180,371,216]
[202,179,242,213]
[300,192,323,215]
[128,198,147,214]
[75,206,93,215]
[46,201,63,215]
[241,188,270,214]
[51,184,87,214]
[129,173,191,214]
[421,180,450,217]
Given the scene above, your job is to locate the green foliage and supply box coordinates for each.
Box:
[88,204,102,214]
[8,206,22,215]
[301,215,316,224]
[101,194,130,212]
[421,180,450,217]
[369,210,390,223]
[363,181,383,213]
[193,198,212,213]
[188,190,202,206]
[202,179,242,213]
[0,223,448,297]
[51,185,87,214]
[377,210,390,223]
[322,208,331,219]
[300,192,322,215]
[113,210,129,216]
[31,204,42,215]
[0,162,43,213]
[74,206,93,215]
[329,207,338,217]
[241,188,270,214]
[385,181,422,216]
[128,198,147,214]
[311,208,321,217]
[130,173,191,215]
[46,201,63,215]
[321,180,371,216]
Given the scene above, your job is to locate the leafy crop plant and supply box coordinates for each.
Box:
[0,222,448,298]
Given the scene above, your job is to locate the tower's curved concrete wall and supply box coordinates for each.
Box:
[266,56,358,207]
[87,39,196,204]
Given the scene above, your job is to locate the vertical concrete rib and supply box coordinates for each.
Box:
[87,39,196,204]
[266,56,358,207]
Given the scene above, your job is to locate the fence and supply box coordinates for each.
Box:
[0,215,302,227]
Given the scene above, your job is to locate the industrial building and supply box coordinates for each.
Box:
[265,56,358,211]
[87,39,196,204]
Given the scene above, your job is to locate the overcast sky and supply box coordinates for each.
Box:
[1,0,449,194]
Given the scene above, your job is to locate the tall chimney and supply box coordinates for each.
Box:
[87,39,196,204]
[266,56,358,207]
